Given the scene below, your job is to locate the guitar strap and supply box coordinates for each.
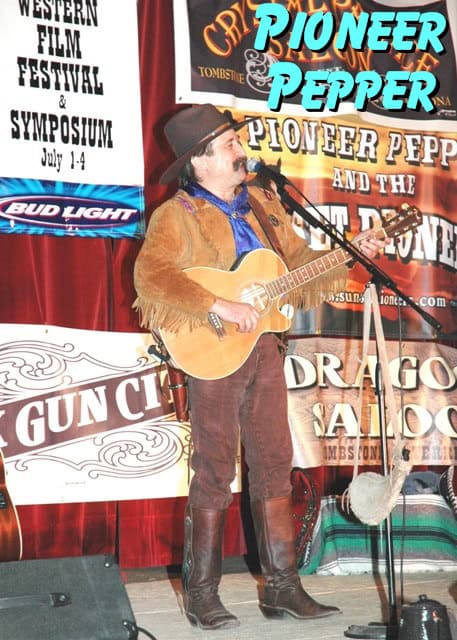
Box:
[248,192,290,269]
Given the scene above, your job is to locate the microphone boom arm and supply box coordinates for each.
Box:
[248,161,441,333]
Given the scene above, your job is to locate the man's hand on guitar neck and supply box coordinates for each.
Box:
[357,233,389,259]
[210,298,260,333]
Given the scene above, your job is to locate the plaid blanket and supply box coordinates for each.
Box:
[300,494,457,576]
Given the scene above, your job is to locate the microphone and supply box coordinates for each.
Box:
[246,157,266,173]
[246,158,290,190]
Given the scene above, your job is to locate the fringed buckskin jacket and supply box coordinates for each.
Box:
[133,185,347,333]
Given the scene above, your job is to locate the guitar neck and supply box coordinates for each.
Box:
[0,450,22,561]
[265,246,350,299]
[265,226,389,300]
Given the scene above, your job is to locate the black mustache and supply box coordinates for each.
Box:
[233,158,247,171]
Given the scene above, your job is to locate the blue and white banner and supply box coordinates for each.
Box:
[0,0,145,238]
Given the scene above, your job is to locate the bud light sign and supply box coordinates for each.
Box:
[0,178,145,239]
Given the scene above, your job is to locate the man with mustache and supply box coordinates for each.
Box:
[133,104,385,631]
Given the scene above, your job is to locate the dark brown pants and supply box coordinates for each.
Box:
[187,334,293,509]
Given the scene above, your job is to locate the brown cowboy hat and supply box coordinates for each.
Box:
[159,103,258,184]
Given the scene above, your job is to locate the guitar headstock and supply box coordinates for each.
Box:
[382,203,423,238]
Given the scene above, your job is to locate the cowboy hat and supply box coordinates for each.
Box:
[160,103,258,184]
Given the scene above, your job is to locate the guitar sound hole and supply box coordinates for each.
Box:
[0,491,8,509]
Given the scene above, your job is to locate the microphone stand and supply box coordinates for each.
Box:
[263,169,442,640]
[266,170,441,333]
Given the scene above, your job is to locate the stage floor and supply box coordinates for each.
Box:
[124,557,457,640]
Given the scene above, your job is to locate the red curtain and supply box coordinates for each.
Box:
[0,0,383,570]
[3,1,442,569]
[0,0,246,569]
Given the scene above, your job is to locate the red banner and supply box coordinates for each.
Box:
[173,1,457,338]
[234,110,457,338]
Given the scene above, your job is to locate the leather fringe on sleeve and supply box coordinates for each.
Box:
[284,269,347,311]
[132,297,208,334]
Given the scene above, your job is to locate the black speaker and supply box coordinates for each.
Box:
[0,554,138,640]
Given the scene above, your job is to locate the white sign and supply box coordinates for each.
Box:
[0,0,145,238]
[0,324,241,505]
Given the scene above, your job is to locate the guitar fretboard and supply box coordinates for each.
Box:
[265,247,350,299]
[266,204,423,301]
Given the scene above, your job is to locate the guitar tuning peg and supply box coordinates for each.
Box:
[382,208,396,223]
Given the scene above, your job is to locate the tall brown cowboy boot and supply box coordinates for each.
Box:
[251,495,341,620]
[181,504,240,630]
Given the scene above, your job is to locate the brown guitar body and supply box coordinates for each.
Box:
[0,450,22,561]
[159,249,291,380]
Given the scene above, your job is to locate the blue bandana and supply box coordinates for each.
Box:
[184,182,264,257]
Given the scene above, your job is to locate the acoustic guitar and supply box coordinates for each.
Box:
[158,204,422,380]
[0,449,22,561]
